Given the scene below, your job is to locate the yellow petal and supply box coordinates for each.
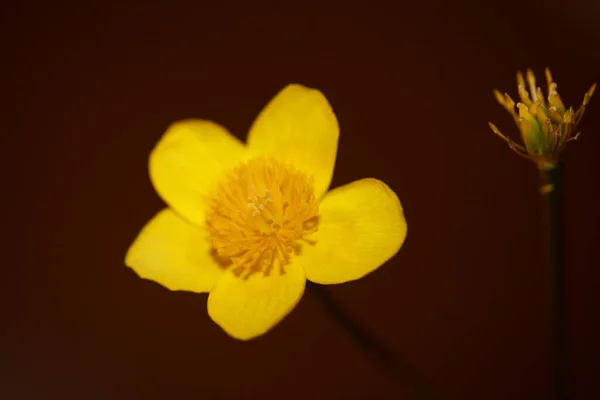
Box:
[207,264,306,340]
[246,84,339,199]
[150,119,247,225]
[545,68,554,88]
[301,178,407,284]
[125,208,225,293]
[493,90,505,107]
[547,83,565,114]
[526,69,538,102]
[517,71,533,107]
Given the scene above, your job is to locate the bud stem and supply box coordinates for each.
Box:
[539,163,567,400]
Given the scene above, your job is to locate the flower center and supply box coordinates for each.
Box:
[206,156,319,279]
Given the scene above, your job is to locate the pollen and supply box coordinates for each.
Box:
[206,156,319,279]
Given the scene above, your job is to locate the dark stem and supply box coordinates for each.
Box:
[307,282,447,400]
[540,163,567,400]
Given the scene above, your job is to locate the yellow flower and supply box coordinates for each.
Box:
[125,84,408,340]
[489,68,595,169]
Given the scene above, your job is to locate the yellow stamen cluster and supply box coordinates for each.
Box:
[489,68,596,169]
[206,157,319,280]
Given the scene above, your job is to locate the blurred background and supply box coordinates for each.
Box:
[2,0,599,399]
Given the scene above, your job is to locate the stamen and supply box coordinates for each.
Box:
[206,157,319,279]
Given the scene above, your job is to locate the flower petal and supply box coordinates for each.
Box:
[125,208,225,293]
[301,178,407,284]
[150,119,247,225]
[207,264,306,340]
[246,84,339,199]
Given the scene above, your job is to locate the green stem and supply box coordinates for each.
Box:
[540,163,567,400]
[308,282,446,400]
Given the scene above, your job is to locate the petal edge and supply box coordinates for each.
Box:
[246,84,339,199]
[149,119,247,225]
[301,178,407,284]
[125,208,225,293]
[207,264,306,340]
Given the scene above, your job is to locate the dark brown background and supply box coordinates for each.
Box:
[2,1,599,399]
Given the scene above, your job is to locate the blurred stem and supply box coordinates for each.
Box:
[307,282,446,400]
[539,163,567,400]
